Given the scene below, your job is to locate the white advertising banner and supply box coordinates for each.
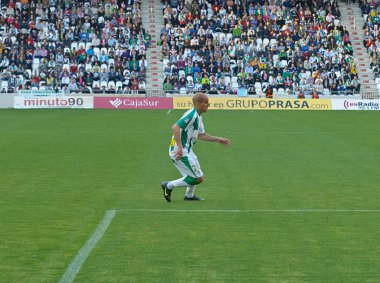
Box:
[331,99,380,110]
[14,96,93,109]
[18,90,62,97]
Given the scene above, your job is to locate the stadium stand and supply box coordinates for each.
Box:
[160,0,363,96]
[0,0,377,97]
[0,0,150,93]
[360,0,380,80]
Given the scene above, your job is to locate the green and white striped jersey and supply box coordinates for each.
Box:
[169,108,205,156]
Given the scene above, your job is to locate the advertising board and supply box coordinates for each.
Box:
[331,99,380,110]
[94,97,173,109]
[14,96,93,109]
[173,97,331,110]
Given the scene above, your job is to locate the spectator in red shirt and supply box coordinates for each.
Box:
[30,71,40,87]
[311,91,319,99]
[298,92,305,99]
[70,63,78,74]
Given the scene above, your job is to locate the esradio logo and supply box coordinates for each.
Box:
[343,100,355,109]
[109,98,123,108]
[344,100,379,110]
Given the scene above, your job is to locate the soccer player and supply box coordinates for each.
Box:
[161,93,231,202]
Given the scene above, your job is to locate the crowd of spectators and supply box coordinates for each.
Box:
[160,0,361,96]
[360,0,380,81]
[0,0,150,94]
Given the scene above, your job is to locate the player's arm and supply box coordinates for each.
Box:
[172,123,183,160]
[198,133,231,146]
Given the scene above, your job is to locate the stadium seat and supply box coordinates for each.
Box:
[85,42,92,50]
[86,63,93,72]
[93,81,100,88]
[78,42,86,49]
[230,60,236,72]
[226,33,233,42]
[1,81,8,91]
[162,59,169,68]
[108,81,116,89]
[33,63,40,72]
[280,60,288,68]
[277,88,285,96]
[180,87,187,95]
[179,70,185,78]
[254,82,262,89]
[71,42,78,51]
[270,38,277,47]
[100,81,107,89]
[25,69,32,78]
[231,82,239,91]
[254,82,262,93]
[62,64,70,72]
[93,47,100,56]
[115,81,123,90]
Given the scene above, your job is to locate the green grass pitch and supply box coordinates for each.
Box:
[0,109,379,282]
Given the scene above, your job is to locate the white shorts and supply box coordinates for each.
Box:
[170,150,204,178]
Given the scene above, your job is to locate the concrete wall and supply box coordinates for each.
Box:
[0,94,14,108]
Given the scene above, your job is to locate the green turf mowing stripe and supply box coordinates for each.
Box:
[120,209,380,213]
[58,210,116,283]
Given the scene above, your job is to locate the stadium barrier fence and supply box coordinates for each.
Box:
[7,95,380,111]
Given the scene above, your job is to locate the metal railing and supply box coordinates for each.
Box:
[1,89,380,99]
[361,91,380,99]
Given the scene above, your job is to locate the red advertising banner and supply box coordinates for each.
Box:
[94,97,173,109]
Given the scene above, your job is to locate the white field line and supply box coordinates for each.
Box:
[120,209,380,213]
[58,210,116,283]
[228,131,380,134]
[166,109,172,115]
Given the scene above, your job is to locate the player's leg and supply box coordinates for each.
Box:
[184,152,204,201]
[161,158,197,202]
[161,152,204,202]
[168,154,203,189]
